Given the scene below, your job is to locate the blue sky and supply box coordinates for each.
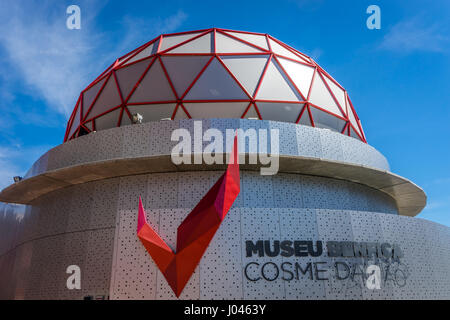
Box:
[0,0,449,225]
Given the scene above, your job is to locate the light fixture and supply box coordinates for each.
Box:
[13,176,22,183]
[131,113,143,124]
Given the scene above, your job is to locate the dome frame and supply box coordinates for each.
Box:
[64,28,366,143]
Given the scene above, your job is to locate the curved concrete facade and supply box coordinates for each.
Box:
[26,119,390,178]
[0,120,425,215]
[0,120,448,299]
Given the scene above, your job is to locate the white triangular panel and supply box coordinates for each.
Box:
[161,56,211,98]
[349,126,362,140]
[159,32,202,51]
[128,59,176,103]
[244,104,259,119]
[256,60,302,102]
[68,102,81,139]
[173,105,189,120]
[168,32,213,53]
[83,120,93,131]
[269,38,304,62]
[83,77,107,117]
[278,57,314,100]
[127,103,176,123]
[358,120,366,140]
[323,74,347,114]
[215,32,262,53]
[185,58,247,100]
[347,96,362,137]
[293,50,312,63]
[95,107,121,131]
[117,52,133,65]
[224,31,269,50]
[257,102,303,123]
[309,71,344,117]
[184,102,248,119]
[123,41,158,65]
[86,75,122,120]
[309,106,346,132]
[298,106,312,126]
[116,58,152,101]
[220,55,268,96]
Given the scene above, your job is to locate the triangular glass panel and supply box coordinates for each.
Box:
[256,59,302,102]
[67,102,81,139]
[309,71,345,117]
[256,102,303,123]
[161,56,211,98]
[117,52,134,65]
[220,55,268,97]
[128,59,176,103]
[349,126,362,141]
[94,107,121,131]
[173,104,189,120]
[120,108,132,126]
[224,31,269,50]
[83,120,93,131]
[82,76,107,118]
[269,38,305,62]
[85,75,122,120]
[123,40,159,66]
[115,58,153,101]
[159,32,202,52]
[168,32,213,53]
[184,102,249,119]
[215,32,263,53]
[184,58,248,100]
[243,104,259,119]
[323,74,347,115]
[347,96,363,137]
[277,57,315,100]
[309,106,346,133]
[298,106,313,126]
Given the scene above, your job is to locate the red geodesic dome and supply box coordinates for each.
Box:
[64,28,366,142]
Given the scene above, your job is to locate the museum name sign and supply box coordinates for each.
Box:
[243,240,407,287]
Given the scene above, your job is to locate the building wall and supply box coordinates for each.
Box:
[0,120,447,300]
[1,170,449,299]
[0,179,117,299]
[23,119,390,180]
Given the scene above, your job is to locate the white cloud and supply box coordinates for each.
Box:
[379,17,449,53]
[0,2,188,118]
[0,1,105,117]
[0,2,188,193]
[118,10,188,58]
[309,48,323,61]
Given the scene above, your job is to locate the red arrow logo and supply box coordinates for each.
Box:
[137,134,240,297]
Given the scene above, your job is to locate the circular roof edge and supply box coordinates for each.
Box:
[0,153,426,217]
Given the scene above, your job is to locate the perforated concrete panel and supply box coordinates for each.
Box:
[1,170,450,299]
[0,179,117,300]
[0,120,446,300]
[279,208,326,299]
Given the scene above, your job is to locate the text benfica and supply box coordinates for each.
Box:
[245,240,403,259]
